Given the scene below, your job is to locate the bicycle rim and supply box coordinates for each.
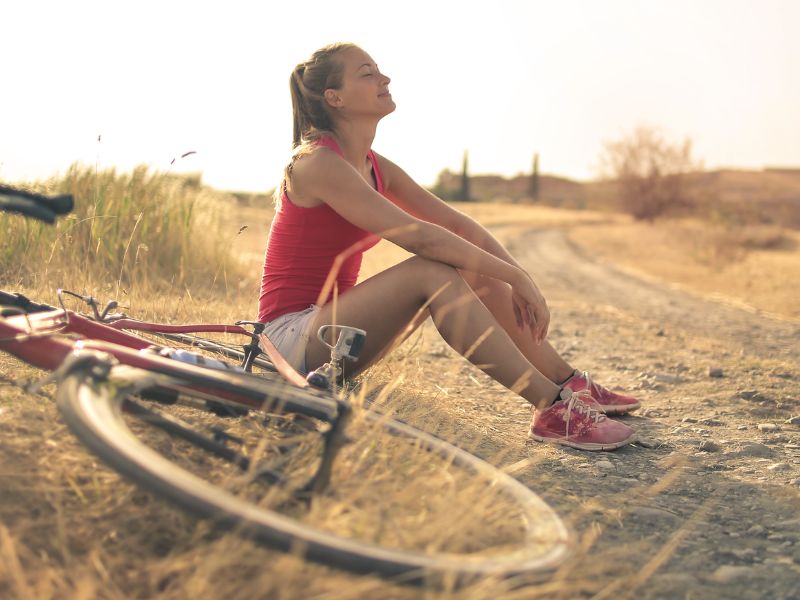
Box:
[56,360,569,583]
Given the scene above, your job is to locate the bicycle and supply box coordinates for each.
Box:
[1,184,570,583]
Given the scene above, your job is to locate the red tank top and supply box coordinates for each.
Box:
[257,136,383,323]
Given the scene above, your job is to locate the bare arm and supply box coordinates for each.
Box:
[377,154,550,341]
[377,153,523,268]
[292,149,520,283]
[291,148,549,341]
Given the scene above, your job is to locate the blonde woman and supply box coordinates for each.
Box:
[258,43,640,451]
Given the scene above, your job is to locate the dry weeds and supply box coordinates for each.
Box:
[2,200,798,599]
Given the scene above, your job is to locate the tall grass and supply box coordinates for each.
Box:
[0,164,243,296]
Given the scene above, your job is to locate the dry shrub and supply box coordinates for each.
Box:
[0,164,244,295]
[599,125,701,221]
[680,223,794,267]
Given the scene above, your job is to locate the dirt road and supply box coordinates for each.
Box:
[408,225,800,599]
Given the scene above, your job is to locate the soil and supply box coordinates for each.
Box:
[397,225,800,599]
[1,217,799,599]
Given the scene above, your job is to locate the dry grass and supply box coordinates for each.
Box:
[567,214,800,321]
[3,191,796,597]
[0,164,246,296]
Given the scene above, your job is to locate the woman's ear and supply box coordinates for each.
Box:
[324,89,342,108]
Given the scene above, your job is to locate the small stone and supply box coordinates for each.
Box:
[652,372,684,384]
[767,462,790,472]
[708,367,724,378]
[700,418,724,426]
[641,408,661,417]
[736,443,774,458]
[758,423,780,433]
[711,565,756,583]
[595,460,614,470]
[635,437,663,449]
[682,416,698,423]
[629,506,680,523]
[775,517,800,529]
[652,573,697,586]
[789,478,800,486]
[785,416,800,425]
[738,390,759,400]
[747,524,766,536]
[737,425,748,430]
[730,548,755,560]
[614,477,640,485]
[698,440,720,452]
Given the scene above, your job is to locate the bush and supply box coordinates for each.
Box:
[0,164,243,294]
[600,125,701,221]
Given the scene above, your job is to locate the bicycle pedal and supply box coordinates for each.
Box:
[306,371,330,390]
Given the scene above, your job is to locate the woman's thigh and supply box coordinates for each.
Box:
[304,256,459,371]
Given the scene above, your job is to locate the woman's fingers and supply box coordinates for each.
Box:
[534,302,550,344]
[513,301,523,329]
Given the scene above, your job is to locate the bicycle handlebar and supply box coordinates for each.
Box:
[0,184,74,223]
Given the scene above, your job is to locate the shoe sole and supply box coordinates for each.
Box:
[599,401,641,416]
[528,431,638,451]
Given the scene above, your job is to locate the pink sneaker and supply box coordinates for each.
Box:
[563,370,641,415]
[529,389,637,451]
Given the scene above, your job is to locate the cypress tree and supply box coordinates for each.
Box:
[460,150,470,201]
[531,152,540,201]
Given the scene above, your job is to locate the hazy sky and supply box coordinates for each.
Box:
[2,0,798,192]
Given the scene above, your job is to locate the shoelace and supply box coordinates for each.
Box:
[577,369,602,396]
[560,388,605,438]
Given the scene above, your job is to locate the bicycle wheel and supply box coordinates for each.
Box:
[56,351,569,583]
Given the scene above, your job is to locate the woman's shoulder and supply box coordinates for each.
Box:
[291,141,344,179]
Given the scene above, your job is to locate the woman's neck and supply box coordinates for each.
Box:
[330,120,378,169]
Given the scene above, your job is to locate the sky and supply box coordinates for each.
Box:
[2,0,799,192]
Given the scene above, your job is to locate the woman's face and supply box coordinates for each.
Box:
[326,47,395,119]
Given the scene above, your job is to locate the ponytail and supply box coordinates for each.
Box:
[280,43,356,191]
[288,42,355,149]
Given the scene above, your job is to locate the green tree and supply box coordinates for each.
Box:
[458,150,471,201]
[530,152,540,201]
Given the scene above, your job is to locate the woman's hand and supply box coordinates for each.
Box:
[510,269,550,345]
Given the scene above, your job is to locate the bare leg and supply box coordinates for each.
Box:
[460,270,575,384]
[305,257,561,409]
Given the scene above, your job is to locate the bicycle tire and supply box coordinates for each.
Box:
[56,352,570,583]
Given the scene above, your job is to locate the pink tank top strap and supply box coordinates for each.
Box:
[316,134,385,194]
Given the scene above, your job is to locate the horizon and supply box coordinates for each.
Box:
[2,0,799,193]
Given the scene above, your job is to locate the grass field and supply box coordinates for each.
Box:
[2,172,799,598]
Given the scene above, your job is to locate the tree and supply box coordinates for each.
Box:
[530,152,540,201]
[458,150,471,201]
[600,125,701,221]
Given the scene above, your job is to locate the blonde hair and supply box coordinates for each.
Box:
[275,43,357,204]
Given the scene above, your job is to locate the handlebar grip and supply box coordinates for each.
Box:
[40,193,74,215]
[0,185,74,222]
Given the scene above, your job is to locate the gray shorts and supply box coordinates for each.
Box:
[262,305,320,374]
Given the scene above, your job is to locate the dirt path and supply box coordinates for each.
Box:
[517,227,798,362]
[403,225,799,599]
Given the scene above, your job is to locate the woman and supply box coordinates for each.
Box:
[258,42,641,451]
